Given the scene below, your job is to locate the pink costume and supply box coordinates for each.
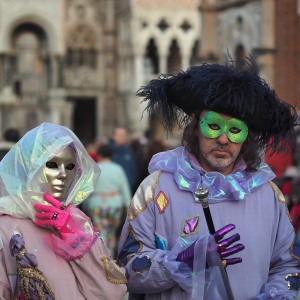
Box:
[0,123,127,299]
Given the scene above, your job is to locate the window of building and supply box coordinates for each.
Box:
[167,39,181,72]
[12,23,47,98]
[190,40,201,66]
[66,25,97,68]
[144,38,159,74]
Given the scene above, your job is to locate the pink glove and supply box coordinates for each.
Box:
[34,193,72,237]
[34,193,98,260]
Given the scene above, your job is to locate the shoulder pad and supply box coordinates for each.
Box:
[128,171,162,221]
[269,181,286,203]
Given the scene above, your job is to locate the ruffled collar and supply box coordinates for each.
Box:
[149,146,275,203]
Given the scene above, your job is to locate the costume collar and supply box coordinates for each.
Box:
[149,146,275,203]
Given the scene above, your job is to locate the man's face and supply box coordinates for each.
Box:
[44,146,76,202]
[113,128,127,146]
[197,110,247,175]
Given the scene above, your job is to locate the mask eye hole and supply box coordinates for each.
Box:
[66,163,75,171]
[208,123,220,130]
[46,161,58,169]
[229,127,241,134]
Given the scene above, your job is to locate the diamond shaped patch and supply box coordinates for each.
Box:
[155,191,169,214]
[181,216,200,237]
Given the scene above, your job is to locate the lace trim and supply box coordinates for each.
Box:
[101,256,127,284]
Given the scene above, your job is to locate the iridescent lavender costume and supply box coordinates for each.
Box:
[118,146,300,299]
[0,123,127,299]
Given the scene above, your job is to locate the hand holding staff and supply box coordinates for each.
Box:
[195,187,245,300]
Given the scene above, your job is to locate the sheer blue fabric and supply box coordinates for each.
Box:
[149,146,275,203]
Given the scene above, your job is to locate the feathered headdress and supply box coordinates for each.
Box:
[137,57,297,153]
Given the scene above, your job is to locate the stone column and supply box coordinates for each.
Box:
[128,52,148,135]
[0,55,4,89]
[47,88,66,124]
[182,52,190,71]
[3,55,12,86]
[51,55,58,88]
[159,54,167,74]
[134,53,144,90]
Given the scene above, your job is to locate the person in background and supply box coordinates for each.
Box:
[85,142,99,162]
[0,127,20,161]
[109,127,138,195]
[82,144,132,258]
[129,138,146,194]
[0,122,127,299]
[118,57,299,299]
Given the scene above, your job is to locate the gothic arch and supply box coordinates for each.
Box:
[3,13,59,54]
[221,12,258,58]
[144,38,159,74]
[167,39,181,72]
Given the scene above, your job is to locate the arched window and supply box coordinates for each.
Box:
[144,38,159,75]
[12,23,47,98]
[66,25,97,68]
[167,39,181,72]
[190,40,200,66]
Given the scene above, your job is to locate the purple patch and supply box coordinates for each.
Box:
[183,216,199,235]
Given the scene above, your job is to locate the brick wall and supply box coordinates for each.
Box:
[274,0,300,109]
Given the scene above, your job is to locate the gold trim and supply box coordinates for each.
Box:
[128,171,162,221]
[155,191,169,214]
[269,181,285,203]
[101,256,127,284]
[118,226,143,266]
[128,226,143,254]
[289,238,300,266]
[16,249,54,300]
[285,272,300,290]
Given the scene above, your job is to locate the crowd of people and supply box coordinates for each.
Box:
[0,56,299,299]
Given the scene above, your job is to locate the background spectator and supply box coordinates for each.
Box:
[81,144,131,258]
[108,127,138,195]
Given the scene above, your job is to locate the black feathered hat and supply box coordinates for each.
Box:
[137,57,297,153]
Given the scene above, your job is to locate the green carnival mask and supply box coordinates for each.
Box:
[200,111,248,143]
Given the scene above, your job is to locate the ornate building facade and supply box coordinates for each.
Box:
[0,0,296,145]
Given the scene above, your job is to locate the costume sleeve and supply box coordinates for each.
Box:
[117,172,177,294]
[69,236,127,300]
[257,188,300,299]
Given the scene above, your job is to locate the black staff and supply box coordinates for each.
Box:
[195,187,235,300]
